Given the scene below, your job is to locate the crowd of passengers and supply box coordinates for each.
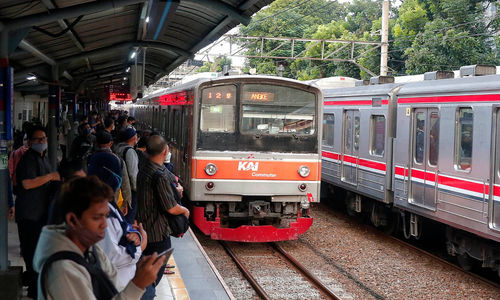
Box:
[6,110,189,300]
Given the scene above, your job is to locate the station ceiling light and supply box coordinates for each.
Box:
[126,67,130,72]
[145,16,150,23]
[26,75,37,80]
[130,51,136,59]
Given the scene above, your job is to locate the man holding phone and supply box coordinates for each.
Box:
[33,176,165,299]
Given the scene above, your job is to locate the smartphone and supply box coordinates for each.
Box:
[155,248,174,263]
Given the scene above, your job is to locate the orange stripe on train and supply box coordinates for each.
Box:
[193,159,320,181]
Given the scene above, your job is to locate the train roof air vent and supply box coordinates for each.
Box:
[355,80,370,86]
[369,76,394,85]
[424,71,454,80]
[459,65,496,77]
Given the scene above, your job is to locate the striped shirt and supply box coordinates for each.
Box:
[136,159,177,243]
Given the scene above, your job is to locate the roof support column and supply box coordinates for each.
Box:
[48,65,60,168]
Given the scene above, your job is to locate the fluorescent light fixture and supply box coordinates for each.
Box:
[126,67,130,72]
[145,16,150,23]
[130,52,136,59]
[27,75,37,80]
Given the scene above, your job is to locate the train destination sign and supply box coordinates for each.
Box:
[243,92,275,101]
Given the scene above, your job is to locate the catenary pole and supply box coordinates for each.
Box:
[380,0,390,76]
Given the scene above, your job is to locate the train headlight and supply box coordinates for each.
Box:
[205,163,218,176]
[298,166,310,177]
[300,198,310,209]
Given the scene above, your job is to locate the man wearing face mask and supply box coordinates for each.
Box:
[15,126,61,299]
[33,176,165,300]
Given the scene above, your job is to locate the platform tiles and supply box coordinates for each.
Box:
[170,228,235,300]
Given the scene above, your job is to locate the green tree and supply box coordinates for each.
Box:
[197,56,232,73]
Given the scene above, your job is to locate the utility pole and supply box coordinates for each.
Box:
[380,0,389,76]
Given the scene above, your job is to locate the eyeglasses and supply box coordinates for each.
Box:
[31,136,47,143]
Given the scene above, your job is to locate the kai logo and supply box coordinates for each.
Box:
[238,161,259,171]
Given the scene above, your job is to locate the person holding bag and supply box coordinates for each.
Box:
[136,135,189,300]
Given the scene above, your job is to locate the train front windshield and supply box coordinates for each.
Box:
[198,83,318,153]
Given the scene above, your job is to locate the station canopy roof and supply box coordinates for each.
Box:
[0,0,273,97]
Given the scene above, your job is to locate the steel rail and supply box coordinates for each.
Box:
[219,241,271,300]
[271,243,342,300]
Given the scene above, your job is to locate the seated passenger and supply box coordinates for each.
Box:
[33,176,165,300]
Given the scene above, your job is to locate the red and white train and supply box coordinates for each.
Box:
[321,65,500,274]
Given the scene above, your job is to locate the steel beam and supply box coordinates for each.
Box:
[183,0,250,26]
[0,0,146,32]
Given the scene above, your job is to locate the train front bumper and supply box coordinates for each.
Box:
[193,206,313,242]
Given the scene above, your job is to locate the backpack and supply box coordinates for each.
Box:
[40,250,118,300]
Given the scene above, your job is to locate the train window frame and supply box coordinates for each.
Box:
[322,113,335,147]
[239,83,317,136]
[199,84,237,133]
[369,115,385,157]
[413,111,426,165]
[428,111,440,167]
[454,107,473,172]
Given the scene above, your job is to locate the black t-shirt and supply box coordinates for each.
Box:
[15,148,55,222]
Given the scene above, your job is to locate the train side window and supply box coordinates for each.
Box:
[370,115,385,157]
[354,115,360,151]
[455,107,473,171]
[414,112,425,164]
[428,112,440,166]
[322,114,334,147]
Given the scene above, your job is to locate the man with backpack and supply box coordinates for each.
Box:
[33,176,165,300]
[136,135,189,300]
[115,128,139,223]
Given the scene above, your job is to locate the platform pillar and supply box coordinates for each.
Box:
[48,84,60,167]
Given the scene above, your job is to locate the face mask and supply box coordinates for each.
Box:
[68,216,104,249]
[164,152,172,163]
[31,143,47,153]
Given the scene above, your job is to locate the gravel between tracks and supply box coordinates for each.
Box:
[196,203,500,299]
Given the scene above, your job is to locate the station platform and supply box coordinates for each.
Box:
[7,221,233,300]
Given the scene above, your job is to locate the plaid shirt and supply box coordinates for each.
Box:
[136,159,177,243]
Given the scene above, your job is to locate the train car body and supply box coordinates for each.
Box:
[134,76,322,242]
[321,67,500,274]
[322,84,400,224]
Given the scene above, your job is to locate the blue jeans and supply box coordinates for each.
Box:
[140,237,171,300]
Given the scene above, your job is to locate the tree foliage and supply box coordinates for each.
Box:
[238,0,500,79]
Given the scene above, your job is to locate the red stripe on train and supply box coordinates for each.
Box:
[398,94,500,104]
[322,151,386,172]
[324,99,389,106]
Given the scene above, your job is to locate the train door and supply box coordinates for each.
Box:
[410,108,439,210]
[342,110,360,185]
[492,109,500,229]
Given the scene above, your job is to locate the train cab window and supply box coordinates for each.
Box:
[455,107,473,171]
[370,115,385,157]
[322,114,334,146]
[200,85,236,133]
[240,84,316,135]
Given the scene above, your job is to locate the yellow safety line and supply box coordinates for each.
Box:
[166,255,190,300]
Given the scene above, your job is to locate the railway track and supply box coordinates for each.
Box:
[219,241,342,300]
[385,234,500,290]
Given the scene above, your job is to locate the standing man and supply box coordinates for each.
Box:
[16,126,60,298]
[115,128,139,223]
[136,135,189,300]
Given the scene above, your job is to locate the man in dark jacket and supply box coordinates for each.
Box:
[16,125,60,298]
